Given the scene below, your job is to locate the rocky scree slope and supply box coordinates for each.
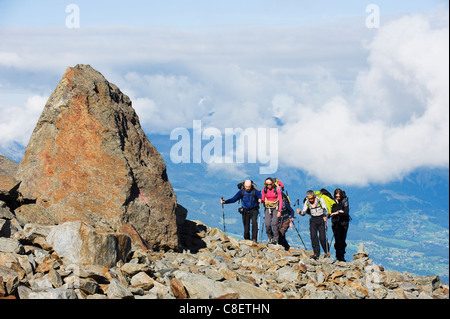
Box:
[0,214,448,299]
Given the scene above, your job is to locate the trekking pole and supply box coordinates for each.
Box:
[324,219,329,257]
[258,208,261,242]
[292,219,307,250]
[329,233,335,253]
[260,207,265,243]
[329,215,339,256]
[221,197,226,233]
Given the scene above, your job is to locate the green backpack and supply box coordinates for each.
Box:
[303,188,336,216]
[314,189,336,216]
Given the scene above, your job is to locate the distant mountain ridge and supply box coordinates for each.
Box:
[147,133,449,284]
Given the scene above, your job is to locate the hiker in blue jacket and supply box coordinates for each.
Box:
[221,180,262,242]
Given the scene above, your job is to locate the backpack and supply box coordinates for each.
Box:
[274,178,284,191]
[237,180,260,209]
[303,188,336,216]
[263,178,285,195]
[280,191,294,215]
[263,179,292,214]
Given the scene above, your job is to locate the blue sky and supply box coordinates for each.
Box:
[0,0,446,28]
[0,0,448,186]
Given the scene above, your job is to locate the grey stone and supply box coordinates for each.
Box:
[107,278,133,299]
[0,237,24,254]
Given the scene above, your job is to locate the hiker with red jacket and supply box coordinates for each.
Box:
[261,177,283,244]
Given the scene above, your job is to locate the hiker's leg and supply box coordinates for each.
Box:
[242,210,250,240]
[264,208,273,241]
[332,220,341,259]
[309,218,320,256]
[318,218,328,254]
[271,213,280,243]
[334,223,342,259]
[336,221,349,260]
[279,220,290,250]
[250,208,259,241]
[264,208,273,240]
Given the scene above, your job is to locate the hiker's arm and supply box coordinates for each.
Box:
[298,201,308,215]
[287,205,295,219]
[261,189,266,203]
[277,187,283,212]
[342,197,349,215]
[320,198,329,216]
[256,190,262,203]
[223,190,241,204]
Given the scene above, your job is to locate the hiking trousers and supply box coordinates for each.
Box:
[309,216,328,257]
[242,207,259,241]
[331,217,349,261]
[264,207,280,242]
[278,217,291,250]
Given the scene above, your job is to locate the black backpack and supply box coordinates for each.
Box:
[237,180,260,209]
[237,180,259,191]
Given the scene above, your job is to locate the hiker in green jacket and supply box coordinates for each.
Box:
[297,190,329,260]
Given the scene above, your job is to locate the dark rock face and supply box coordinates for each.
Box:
[15,64,179,250]
[0,155,20,208]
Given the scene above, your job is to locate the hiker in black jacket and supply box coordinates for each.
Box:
[330,188,350,262]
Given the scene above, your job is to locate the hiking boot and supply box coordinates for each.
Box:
[311,255,319,260]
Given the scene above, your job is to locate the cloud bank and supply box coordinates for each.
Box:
[0,10,448,185]
[277,12,449,185]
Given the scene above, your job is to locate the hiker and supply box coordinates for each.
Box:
[261,177,283,244]
[221,180,261,242]
[330,188,350,262]
[277,193,295,250]
[296,190,329,260]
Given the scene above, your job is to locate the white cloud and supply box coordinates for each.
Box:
[277,12,449,186]
[206,162,249,180]
[379,190,425,205]
[0,10,448,185]
[0,52,22,67]
[0,95,46,159]
[123,72,213,133]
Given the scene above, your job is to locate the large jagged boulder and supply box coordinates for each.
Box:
[15,64,179,250]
